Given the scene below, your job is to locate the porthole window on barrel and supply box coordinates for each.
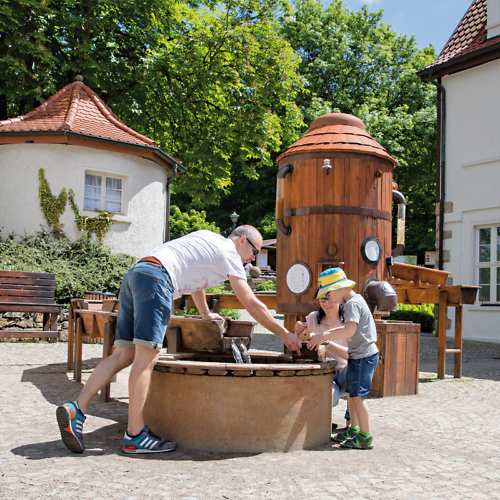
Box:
[477,225,500,303]
[361,236,383,265]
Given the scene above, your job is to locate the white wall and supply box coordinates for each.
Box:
[442,59,500,341]
[0,143,169,258]
[487,0,500,38]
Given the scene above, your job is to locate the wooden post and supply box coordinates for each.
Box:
[437,290,447,379]
[67,305,74,371]
[100,320,115,402]
[74,317,83,382]
[454,305,463,378]
[167,327,182,354]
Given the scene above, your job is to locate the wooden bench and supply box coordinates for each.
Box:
[0,270,62,340]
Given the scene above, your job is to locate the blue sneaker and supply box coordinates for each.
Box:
[123,426,176,454]
[56,401,85,453]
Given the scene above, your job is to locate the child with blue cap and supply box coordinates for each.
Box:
[307,267,379,449]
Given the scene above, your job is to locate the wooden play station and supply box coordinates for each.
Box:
[389,262,479,379]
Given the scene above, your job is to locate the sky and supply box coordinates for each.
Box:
[332,0,475,54]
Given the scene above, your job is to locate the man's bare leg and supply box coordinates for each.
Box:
[76,346,135,414]
[126,344,160,435]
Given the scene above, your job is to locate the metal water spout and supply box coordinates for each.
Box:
[363,278,398,314]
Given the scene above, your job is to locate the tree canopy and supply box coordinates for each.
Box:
[1,0,438,261]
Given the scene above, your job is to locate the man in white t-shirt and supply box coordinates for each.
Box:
[56,225,302,455]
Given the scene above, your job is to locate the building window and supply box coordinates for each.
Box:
[477,225,500,303]
[84,173,123,213]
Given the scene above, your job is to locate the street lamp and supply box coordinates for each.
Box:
[229,212,240,228]
[223,212,240,237]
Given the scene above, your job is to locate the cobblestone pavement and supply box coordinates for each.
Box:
[1,320,499,500]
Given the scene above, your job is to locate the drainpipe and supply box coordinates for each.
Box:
[165,166,177,242]
[275,163,293,237]
[427,70,446,270]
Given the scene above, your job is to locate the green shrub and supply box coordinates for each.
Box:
[0,229,135,305]
[170,205,220,240]
[388,304,435,333]
[255,279,276,292]
[172,285,239,320]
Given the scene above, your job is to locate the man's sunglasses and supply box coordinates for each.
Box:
[246,237,260,256]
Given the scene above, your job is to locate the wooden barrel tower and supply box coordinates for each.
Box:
[275,113,399,332]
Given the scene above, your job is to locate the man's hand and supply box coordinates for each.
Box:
[283,331,302,355]
[307,332,324,351]
[204,312,224,321]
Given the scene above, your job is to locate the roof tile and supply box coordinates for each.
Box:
[0,78,157,147]
[421,0,499,72]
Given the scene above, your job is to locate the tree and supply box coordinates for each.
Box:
[169,205,220,240]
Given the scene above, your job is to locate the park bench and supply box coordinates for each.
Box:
[0,270,62,340]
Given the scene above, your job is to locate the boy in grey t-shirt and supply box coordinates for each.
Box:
[307,268,379,450]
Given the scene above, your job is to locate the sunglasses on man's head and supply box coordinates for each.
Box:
[246,237,260,256]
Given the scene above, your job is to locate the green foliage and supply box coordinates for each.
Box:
[170,205,220,240]
[255,279,276,292]
[389,303,435,333]
[0,229,135,305]
[38,168,67,239]
[172,285,239,319]
[68,190,115,245]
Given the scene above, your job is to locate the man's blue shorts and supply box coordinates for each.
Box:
[114,261,174,351]
[346,352,379,398]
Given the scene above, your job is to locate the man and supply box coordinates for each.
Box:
[57,225,302,454]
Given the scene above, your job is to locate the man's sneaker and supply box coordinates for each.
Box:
[56,401,85,453]
[341,433,374,449]
[331,426,359,443]
[123,426,176,454]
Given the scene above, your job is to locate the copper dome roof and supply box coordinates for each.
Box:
[276,113,397,167]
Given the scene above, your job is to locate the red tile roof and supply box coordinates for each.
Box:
[0,76,156,147]
[276,113,397,167]
[422,0,500,72]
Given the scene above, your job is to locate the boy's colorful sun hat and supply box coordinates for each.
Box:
[317,268,356,298]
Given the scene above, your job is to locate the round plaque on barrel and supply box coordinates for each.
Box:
[286,262,312,295]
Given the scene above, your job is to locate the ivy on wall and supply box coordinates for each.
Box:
[38,168,67,239]
[68,189,115,245]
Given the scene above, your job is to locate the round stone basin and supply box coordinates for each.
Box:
[143,352,336,453]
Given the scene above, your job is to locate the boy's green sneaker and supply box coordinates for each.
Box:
[331,426,359,443]
[341,433,374,449]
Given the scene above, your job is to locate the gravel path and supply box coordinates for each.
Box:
[1,329,499,500]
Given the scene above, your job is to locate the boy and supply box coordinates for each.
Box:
[307,267,379,449]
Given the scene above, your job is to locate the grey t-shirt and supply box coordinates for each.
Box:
[343,294,379,359]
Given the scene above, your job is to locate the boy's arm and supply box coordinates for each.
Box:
[307,322,357,351]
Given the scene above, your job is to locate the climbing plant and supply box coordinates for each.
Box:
[68,190,115,245]
[38,168,67,239]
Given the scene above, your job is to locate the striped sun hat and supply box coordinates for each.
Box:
[317,268,356,298]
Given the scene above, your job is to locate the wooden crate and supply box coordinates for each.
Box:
[369,320,420,398]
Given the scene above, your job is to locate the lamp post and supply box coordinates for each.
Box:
[223,212,240,237]
[229,211,239,230]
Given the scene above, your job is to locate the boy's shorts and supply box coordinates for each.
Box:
[114,261,174,351]
[346,352,379,398]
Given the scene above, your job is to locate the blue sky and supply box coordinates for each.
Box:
[331,0,474,54]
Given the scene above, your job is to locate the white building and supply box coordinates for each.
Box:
[0,76,185,258]
[418,0,500,341]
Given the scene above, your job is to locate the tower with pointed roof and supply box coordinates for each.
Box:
[0,76,185,257]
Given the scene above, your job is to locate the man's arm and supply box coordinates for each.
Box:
[190,289,224,321]
[229,275,302,354]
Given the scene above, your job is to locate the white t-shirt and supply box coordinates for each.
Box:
[305,311,348,370]
[148,230,246,299]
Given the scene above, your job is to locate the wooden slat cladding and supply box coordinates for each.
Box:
[276,154,394,315]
